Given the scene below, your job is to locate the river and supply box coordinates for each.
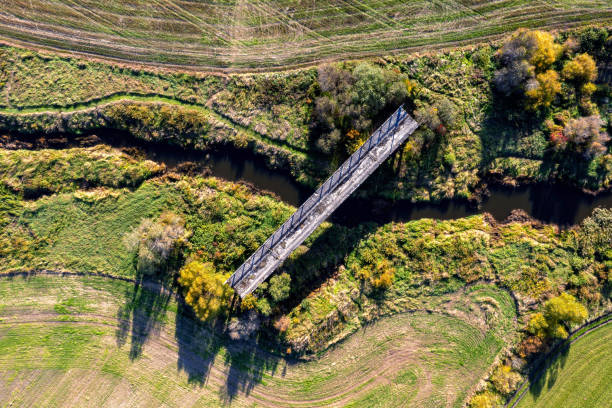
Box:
[3,130,611,227]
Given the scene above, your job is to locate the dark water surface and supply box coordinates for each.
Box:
[150,143,612,227]
[3,130,611,226]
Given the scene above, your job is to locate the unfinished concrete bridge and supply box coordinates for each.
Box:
[227,106,419,297]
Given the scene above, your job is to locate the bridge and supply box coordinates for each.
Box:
[227,106,419,298]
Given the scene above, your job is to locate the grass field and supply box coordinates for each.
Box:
[0,275,516,407]
[0,0,610,70]
[516,321,612,408]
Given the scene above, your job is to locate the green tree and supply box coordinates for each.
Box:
[268,272,291,303]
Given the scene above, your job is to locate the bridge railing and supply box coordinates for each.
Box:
[227,106,409,287]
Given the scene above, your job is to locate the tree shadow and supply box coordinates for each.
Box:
[527,339,571,400]
[175,302,224,385]
[172,219,375,402]
[115,273,173,360]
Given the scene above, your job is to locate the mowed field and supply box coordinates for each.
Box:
[516,321,612,408]
[0,0,610,70]
[0,275,516,407]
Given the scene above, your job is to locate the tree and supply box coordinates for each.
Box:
[123,211,190,275]
[563,115,610,158]
[490,365,522,395]
[494,29,561,97]
[469,391,501,408]
[178,261,233,321]
[562,53,598,84]
[528,292,588,339]
[268,272,291,303]
[525,70,561,110]
[579,208,612,258]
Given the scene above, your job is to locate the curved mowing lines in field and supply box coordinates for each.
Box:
[0,275,517,407]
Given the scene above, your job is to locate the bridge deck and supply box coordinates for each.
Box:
[227,106,418,297]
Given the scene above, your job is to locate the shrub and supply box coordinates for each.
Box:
[268,272,291,303]
[490,365,522,395]
[273,315,290,332]
[178,261,233,321]
[579,208,612,258]
[469,390,501,408]
[563,115,610,158]
[123,212,190,275]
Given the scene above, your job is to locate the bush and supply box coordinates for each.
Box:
[123,212,190,275]
[178,261,233,321]
[490,365,522,395]
[579,208,612,258]
[563,115,610,158]
[268,272,291,303]
[469,390,501,408]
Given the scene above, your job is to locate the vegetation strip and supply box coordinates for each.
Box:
[0,94,310,157]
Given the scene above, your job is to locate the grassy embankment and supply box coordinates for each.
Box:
[0,27,611,203]
[0,0,610,70]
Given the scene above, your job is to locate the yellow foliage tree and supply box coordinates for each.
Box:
[562,53,598,84]
[527,292,588,339]
[469,391,501,408]
[490,365,522,395]
[526,70,561,110]
[178,261,233,321]
[526,30,562,72]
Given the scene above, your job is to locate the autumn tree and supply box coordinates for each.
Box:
[494,29,561,97]
[469,391,501,408]
[525,70,561,110]
[527,292,588,339]
[490,365,522,395]
[563,115,610,158]
[178,261,233,321]
[562,53,598,84]
[124,212,190,275]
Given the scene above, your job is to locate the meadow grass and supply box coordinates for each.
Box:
[0,275,516,407]
[516,322,612,408]
[0,0,609,69]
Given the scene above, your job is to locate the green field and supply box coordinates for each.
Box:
[516,321,612,408]
[0,275,516,407]
[0,0,610,69]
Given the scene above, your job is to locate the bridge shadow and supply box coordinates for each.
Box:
[280,221,378,307]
